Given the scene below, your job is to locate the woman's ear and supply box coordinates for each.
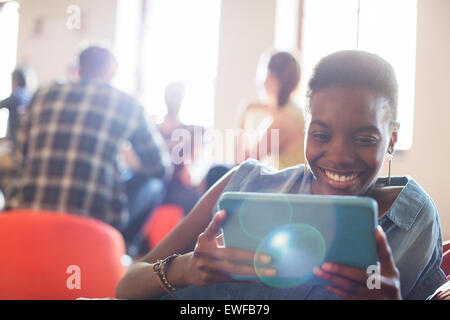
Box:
[388,122,400,154]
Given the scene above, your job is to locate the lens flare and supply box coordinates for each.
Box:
[254,223,326,288]
[270,231,290,249]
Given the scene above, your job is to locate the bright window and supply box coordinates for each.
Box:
[0,1,19,138]
[142,0,220,127]
[114,0,221,128]
[274,0,299,51]
[0,1,19,100]
[300,0,417,150]
[113,0,141,96]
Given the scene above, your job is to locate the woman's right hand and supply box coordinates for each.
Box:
[179,210,276,287]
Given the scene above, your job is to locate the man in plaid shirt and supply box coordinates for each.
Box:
[5,46,173,238]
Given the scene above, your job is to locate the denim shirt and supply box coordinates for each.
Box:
[171,159,446,300]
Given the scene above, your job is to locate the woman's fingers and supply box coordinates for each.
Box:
[194,246,274,277]
[315,266,383,299]
[191,209,279,285]
[376,226,399,278]
[201,210,227,241]
[193,265,234,284]
[316,262,368,283]
[208,259,276,277]
[192,250,276,282]
[193,210,275,282]
[188,210,278,287]
[313,226,402,300]
[197,246,271,264]
[314,266,366,294]
[200,257,276,277]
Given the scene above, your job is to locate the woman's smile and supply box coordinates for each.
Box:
[317,167,363,190]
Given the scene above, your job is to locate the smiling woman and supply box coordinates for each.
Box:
[116,50,446,301]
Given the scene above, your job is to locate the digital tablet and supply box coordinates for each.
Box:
[218,192,378,288]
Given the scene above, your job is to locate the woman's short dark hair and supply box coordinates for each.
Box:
[268,51,301,107]
[12,68,27,88]
[306,50,399,127]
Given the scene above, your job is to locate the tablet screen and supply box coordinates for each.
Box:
[219,192,378,288]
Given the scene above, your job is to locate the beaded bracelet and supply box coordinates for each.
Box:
[153,254,180,299]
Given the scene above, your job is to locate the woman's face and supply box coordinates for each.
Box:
[264,72,280,103]
[305,86,397,196]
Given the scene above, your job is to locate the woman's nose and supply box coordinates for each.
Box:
[326,137,356,168]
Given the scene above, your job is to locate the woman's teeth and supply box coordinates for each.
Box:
[324,170,357,182]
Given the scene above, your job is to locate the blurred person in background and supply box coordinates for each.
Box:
[200,51,306,193]
[0,67,35,211]
[0,67,34,148]
[3,45,172,256]
[238,51,305,170]
[158,81,200,215]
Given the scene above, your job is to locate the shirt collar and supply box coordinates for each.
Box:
[378,176,429,231]
[294,168,427,231]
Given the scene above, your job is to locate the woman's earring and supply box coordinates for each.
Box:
[387,152,393,185]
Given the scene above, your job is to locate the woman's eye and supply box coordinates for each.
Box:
[354,136,378,145]
[311,133,330,141]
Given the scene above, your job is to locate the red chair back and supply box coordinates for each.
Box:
[442,240,450,276]
[443,240,450,254]
[144,205,184,249]
[0,210,126,299]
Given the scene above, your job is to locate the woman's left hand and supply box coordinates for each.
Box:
[313,226,402,300]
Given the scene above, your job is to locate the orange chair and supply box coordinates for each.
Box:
[144,205,184,249]
[442,240,450,276]
[0,210,126,300]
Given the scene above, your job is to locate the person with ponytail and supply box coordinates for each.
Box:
[239,51,305,169]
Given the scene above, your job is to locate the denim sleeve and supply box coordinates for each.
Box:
[128,105,173,181]
[407,244,446,300]
[403,198,447,300]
